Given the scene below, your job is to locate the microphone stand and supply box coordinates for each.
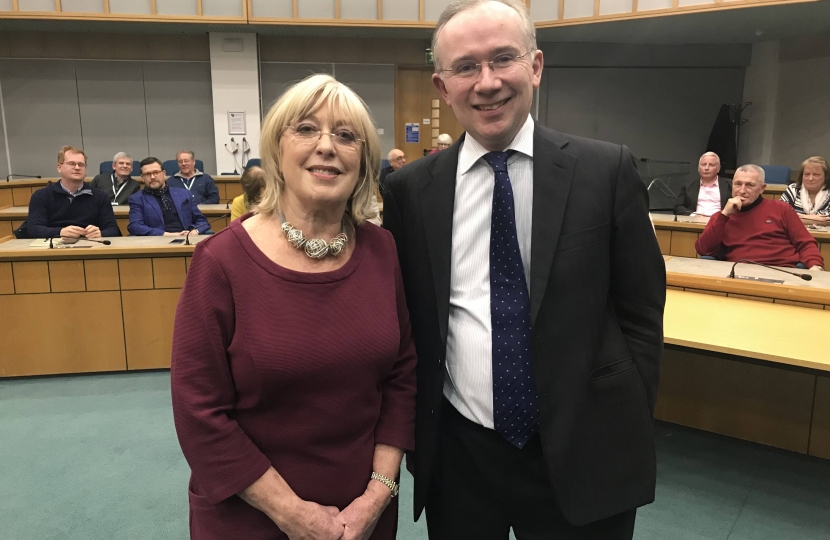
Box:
[728,259,812,282]
[186,214,230,245]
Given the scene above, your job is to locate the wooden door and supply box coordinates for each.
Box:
[395,68,465,164]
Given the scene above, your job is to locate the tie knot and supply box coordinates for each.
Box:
[483,150,515,174]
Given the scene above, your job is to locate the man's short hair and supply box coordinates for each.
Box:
[699,151,721,167]
[113,151,131,163]
[432,0,537,72]
[387,149,404,161]
[177,150,195,160]
[140,157,163,170]
[735,164,765,183]
[58,145,86,164]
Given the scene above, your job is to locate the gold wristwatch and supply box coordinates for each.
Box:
[371,472,399,497]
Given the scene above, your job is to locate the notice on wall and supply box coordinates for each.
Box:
[228,112,246,135]
[405,123,420,143]
[423,118,431,125]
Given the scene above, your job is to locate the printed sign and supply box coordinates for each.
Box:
[405,123,420,143]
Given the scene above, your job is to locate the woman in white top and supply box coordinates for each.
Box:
[781,156,830,224]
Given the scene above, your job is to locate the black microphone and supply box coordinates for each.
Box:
[728,259,812,281]
[7,173,42,181]
[186,214,229,246]
[60,236,112,246]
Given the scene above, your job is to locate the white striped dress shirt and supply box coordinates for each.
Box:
[444,114,535,429]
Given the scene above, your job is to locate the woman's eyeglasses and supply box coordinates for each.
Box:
[286,124,364,150]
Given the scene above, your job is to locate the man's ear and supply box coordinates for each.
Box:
[432,73,451,105]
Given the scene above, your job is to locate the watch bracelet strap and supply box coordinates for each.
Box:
[371,472,399,497]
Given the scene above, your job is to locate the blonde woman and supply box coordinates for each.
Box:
[781,156,830,224]
[171,74,416,540]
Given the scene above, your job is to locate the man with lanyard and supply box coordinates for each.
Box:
[167,150,220,205]
[91,151,141,205]
[25,145,120,239]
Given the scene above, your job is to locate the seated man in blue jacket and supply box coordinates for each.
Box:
[25,145,120,239]
[128,157,210,237]
[167,150,219,204]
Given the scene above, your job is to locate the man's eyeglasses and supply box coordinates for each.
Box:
[60,161,86,169]
[286,124,364,150]
[141,170,164,179]
[440,49,535,79]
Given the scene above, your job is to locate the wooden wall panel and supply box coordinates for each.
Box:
[11,187,33,207]
[655,348,815,453]
[0,262,13,295]
[122,288,182,370]
[48,260,86,292]
[12,261,51,293]
[0,221,12,238]
[118,258,154,289]
[84,259,120,291]
[655,229,671,255]
[809,376,830,459]
[116,218,130,236]
[152,257,186,289]
[670,230,699,258]
[0,291,126,377]
[225,182,242,200]
[0,189,13,207]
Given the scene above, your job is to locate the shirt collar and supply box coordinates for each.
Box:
[58,180,92,197]
[175,170,202,179]
[699,177,719,188]
[458,114,535,175]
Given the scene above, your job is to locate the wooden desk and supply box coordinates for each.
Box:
[0,236,209,378]
[0,204,233,238]
[660,256,830,459]
[0,176,243,208]
[651,212,830,262]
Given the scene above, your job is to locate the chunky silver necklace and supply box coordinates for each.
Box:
[279,214,348,259]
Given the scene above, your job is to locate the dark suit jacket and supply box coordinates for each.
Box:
[383,124,666,526]
[127,187,209,236]
[90,173,141,205]
[673,177,731,215]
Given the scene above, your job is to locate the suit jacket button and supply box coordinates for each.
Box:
[437,357,443,366]
[430,409,435,418]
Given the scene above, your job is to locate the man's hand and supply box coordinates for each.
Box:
[722,197,743,217]
[802,215,830,224]
[84,225,102,239]
[810,266,824,271]
[278,500,344,540]
[336,483,390,540]
[60,225,86,238]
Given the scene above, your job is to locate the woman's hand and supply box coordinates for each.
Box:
[336,483,391,540]
[280,500,345,540]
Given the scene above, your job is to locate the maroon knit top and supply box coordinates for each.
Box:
[171,216,417,540]
[696,198,824,268]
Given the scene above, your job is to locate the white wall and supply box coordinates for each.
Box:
[740,41,780,166]
[209,32,261,175]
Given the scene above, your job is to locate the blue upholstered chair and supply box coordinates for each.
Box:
[381,159,390,170]
[245,158,261,170]
[760,165,792,185]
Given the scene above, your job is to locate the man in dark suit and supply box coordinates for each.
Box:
[128,157,209,237]
[674,151,731,215]
[382,1,665,539]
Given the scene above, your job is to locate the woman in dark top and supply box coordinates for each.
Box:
[171,74,417,540]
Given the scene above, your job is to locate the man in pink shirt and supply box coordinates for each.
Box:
[674,152,731,216]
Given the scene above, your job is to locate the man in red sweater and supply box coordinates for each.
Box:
[696,164,824,270]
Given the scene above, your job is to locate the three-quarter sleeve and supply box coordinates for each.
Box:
[171,243,273,505]
[373,237,417,452]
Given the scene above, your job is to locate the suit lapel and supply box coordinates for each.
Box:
[420,137,462,348]
[171,189,191,229]
[689,181,701,208]
[529,126,576,326]
[719,178,730,207]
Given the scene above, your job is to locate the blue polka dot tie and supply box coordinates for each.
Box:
[484,150,539,449]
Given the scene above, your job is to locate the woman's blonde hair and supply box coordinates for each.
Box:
[257,74,380,225]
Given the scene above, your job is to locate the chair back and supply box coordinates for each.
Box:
[245,158,261,170]
[760,165,792,185]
